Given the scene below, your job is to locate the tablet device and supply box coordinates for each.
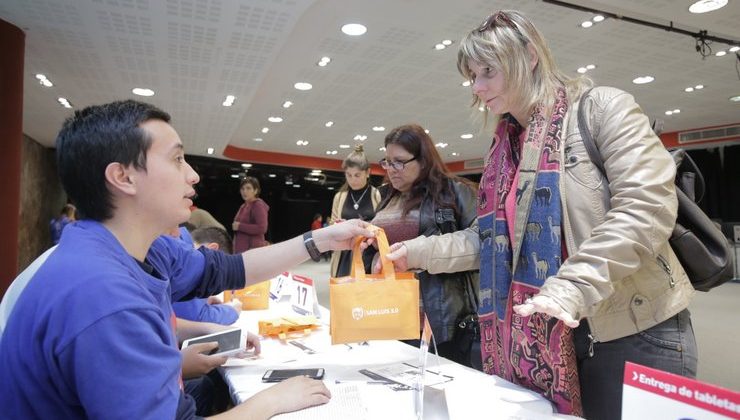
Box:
[262,368,325,382]
[181,327,244,357]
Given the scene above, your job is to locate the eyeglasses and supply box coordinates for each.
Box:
[477,11,516,33]
[379,157,416,171]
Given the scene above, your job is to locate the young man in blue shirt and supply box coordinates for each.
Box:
[0,100,373,419]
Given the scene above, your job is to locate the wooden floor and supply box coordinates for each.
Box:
[296,259,740,391]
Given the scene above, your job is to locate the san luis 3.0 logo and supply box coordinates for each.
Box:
[351,307,400,320]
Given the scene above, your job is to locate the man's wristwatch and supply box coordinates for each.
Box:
[302,231,322,262]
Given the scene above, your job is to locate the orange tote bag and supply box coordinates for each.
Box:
[329,226,420,345]
[224,280,270,310]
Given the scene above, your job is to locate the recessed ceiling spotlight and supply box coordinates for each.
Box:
[586,64,596,70]
[685,87,695,92]
[132,87,155,96]
[35,74,53,87]
[341,23,367,36]
[479,106,486,112]
[442,39,453,46]
[379,147,386,152]
[715,50,727,57]
[729,95,740,102]
[241,163,252,168]
[424,129,430,134]
[294,82,313,91]
[311,169,322,174]
[592,15,605,22]
[451,152,460,157]
[461,134,473,139]
[435,142,448,148]
[372,126,385,132]
[435,43,446,50]
[581,21,593,28]
[317,56,331,67]
[268,116,283,123]
[57,97,72,109]
[328,186,335,191]
[325,150,338,155]
[318,61,328,67]
[261,127,269,133]
[206,147,215,155]
[222,95,236,107]
[296,140,309,146]
[325,121,334,127]
[253,138,263,142]
[632,76,654,84]
[689,0,728,14]
[673,109,681,113]
[339,144,350,149]
[695,84,704,89]
[293,184,301,188]
[730,46,740,52]
[665,110,674,115]
[462,80,471,87]
[230,174,240,179]
[268,173,277,178]
[577,67,588,74]
[353,134,367,141]
[282,100,293,108]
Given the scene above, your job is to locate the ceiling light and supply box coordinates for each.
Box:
[435,43,446,50]
[339,144,350,149]
[673,109,681,113]
[311,169,322,174]
[241,163,252,168]
[35,74,53,87]
[268,173,277,178]
[328,187,335,191]
[479,106,485,112]
[461,134,473,139]
[632,76,654,84]
[353,134,367,141]
[665,111,673,115]
[462,81,471,87]
[293,184,301,188]
[222,95,236,106]
[261,127,269,133]
[318,61,328,67]
[317,56,331,66]
[325,150,338,155]
[577,67,588,74]
[592,15,605,22]
[442,39,453,46]
[230,174,240,179]
[695,84,704,89]
[132,87,155,96]
[325,121,334,127]
[451,152,460,157]
[372,126,385,132]
[688,0,727,14]
[715,50,727,57]
[282,101,293,108]
[586,64,596,70]
[729,46,740,52]
[581,21,593,28]
[341,23,367,36]
[253,138,263,142]
[730,95,740,102]
[379,147,386,152]
[435,142,448,148]
[268,116,283,123]
[206,147,214,155]
[57,97,72,109]
[296,140,309,146]
[424,129,430,134]
[294,82,312,91]
[685,87,695,92]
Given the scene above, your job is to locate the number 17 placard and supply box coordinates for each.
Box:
[291,274,321,318]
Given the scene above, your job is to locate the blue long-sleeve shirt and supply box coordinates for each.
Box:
[0,220,244,420]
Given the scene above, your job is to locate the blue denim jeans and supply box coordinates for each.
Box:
[574,309,698,420]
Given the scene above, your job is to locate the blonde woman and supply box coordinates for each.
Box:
[384,10,696,419]
[330,145,381,276]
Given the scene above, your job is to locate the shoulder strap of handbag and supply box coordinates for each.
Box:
[577,88,608,181]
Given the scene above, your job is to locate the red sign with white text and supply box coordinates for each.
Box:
[623,362,740,419]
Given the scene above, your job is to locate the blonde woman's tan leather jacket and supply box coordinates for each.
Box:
[402,86,694,343]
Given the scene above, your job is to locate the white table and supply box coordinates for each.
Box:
[220,301,574,419]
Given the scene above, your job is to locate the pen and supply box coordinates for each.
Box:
[334,380,388,385]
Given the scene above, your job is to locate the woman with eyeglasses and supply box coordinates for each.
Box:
[381,10,696,419]
[368,124,480,369]
[329,145,382,276]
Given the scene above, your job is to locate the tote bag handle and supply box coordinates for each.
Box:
[350,225,396,281]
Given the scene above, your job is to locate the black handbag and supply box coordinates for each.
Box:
[577,88,734,291]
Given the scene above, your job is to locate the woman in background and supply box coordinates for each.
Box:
[330,145,381,276]
[232,176,269,253]
[50,203,76,245]
[369,124,480,369]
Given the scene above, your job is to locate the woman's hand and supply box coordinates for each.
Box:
[375,242,409,273]
[513,295,579,328]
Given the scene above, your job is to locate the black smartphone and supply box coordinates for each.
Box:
[261,368,325,382]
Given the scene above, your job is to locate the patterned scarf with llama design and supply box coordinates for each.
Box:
[476,88,581,415]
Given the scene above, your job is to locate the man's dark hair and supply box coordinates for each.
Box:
[56,100,171,221]
[191,227,233,254]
